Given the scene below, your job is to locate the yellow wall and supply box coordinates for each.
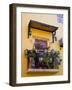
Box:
[21,13,63,77]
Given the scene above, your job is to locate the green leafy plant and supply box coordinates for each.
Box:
[24,49,62,69]
[43,49,62,69]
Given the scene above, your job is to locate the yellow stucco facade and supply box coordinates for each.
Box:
[21,13,63,77]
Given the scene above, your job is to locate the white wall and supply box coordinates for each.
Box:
[0,0,72,90]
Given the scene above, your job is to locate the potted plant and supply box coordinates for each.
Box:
[43,49,62,69]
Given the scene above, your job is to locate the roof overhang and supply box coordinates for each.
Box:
[28,20,58,32]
